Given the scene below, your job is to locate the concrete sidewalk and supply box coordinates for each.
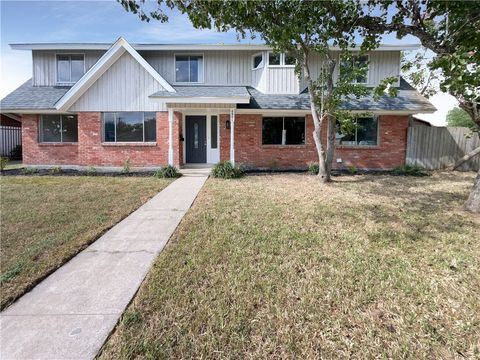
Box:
[0,175,207,360]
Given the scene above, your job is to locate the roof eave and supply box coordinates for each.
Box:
[151,96,251,104]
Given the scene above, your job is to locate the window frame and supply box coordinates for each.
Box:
[340,53,370,85]
[174,53,205,84]
[267,52,296,68]
[262,116,306,146]
[55,53,86,85]
[252,52,264,70]
[336,115,380,147]
[39,114,78,143]
[101,112,157,143]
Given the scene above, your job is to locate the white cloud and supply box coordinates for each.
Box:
[414,92,457,126]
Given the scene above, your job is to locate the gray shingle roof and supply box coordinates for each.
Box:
[239,78,436,112]
[151,85,250,98]
[0,79,70,110]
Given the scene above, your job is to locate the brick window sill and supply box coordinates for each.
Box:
[337,145,380,150]
[261,144,306,149]
[38,142,78,146]
[101,142,157,147]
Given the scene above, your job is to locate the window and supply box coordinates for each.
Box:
[340,55,369,84]
[40,115,78,143]
[268,53,281,66]
[252,53,263,69]
[337,116,378,146]
[211,115,218,149]
[262,117,305,145]
[284,54,296,65]
[57,54,84,83]
[175,55,204,83]
[102,112,156,143]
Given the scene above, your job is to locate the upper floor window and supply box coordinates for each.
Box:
[268,52,296,67]
[40,114,78,143]
[341,55,369,84]
[57,54,85,83]
[336,116,378,146]
[102,112,156,143]
[262,117,305,145]
[252,53,263,69]
[175,55,204,83]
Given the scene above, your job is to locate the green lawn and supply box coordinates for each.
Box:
[0,176,172,309]
[100,172,480,359]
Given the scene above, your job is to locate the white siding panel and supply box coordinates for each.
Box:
[70,52,167,112]
[266,67,298,94]
[32,50,105,86]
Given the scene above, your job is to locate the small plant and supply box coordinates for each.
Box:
[122,310,141,327]
[85,166,97,175]
[347,165,358,175]
[21,167,37,175]
[307,162,319,175]
[49,166,63,175]
[122,157,131,174]
[0,157,9,171]
[154,165,182,178]
[211,161,244,179]
[393,164,429,177]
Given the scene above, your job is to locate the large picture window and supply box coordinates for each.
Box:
[337,116,378,146]
[175,55,204,83]
[40,115,78,143]
[262,117,305,145]
[102,112,156,143]
[57,54,85,83]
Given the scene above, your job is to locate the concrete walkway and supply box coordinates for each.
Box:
[0,175,207,360]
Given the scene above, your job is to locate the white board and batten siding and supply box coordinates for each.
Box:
[70,52,167,112]
[32,50,105,86]
[266,67,299,94]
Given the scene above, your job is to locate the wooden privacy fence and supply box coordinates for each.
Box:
[406,127,480,171]
[0,126,22,158]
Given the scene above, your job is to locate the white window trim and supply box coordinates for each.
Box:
[262,116,306,146]
[55,53,86,85]
[101,112,157,143]
[340,53,370,85]
[252,52,264,70]
[174,53,205,84]
[267,52,296,68]
[337,115,380,147]
[39,114,78,143]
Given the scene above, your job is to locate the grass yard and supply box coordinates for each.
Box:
[0,176,172,309]
[101,172,480,359]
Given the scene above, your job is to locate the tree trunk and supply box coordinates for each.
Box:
[449,145,480,170]
[464,170,480,213]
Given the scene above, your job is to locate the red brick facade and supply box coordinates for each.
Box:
[22,111,408,170]
[220,114,409,170]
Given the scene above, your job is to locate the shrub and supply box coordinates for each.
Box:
[21,167,37,175]
[347,165,358,175]
[122,157,131,174]
[211,161,244,179]
[49,166,63,175]
[307,162,319,175]
[9,145,22,160]
[393,164,429,177]
[154,165,182,178]
[0,157,8,171]
[85,166,97,175]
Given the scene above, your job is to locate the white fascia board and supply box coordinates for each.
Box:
[0,109,75,114]
[236,109,435,115]
[159,96,251,104]
[11,43,420,51]
[55,37,175,111]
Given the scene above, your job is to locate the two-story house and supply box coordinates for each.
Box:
[0,37,435,170]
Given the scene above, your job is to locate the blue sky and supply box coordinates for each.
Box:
[0,0,454,124]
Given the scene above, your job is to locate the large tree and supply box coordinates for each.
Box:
[359,0,480,213]
[119,0,396,182]
[447,107,476,128]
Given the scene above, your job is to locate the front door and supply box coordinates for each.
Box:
[185,116,207,163]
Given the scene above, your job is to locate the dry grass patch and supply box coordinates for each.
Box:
[100,172,480,359]
[0,176,172,308]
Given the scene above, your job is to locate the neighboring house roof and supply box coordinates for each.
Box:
[239,78,436,113]
[55,37,175,111]
[0,79,69,111]
[150,86,251,104]
[10,43,421,52]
